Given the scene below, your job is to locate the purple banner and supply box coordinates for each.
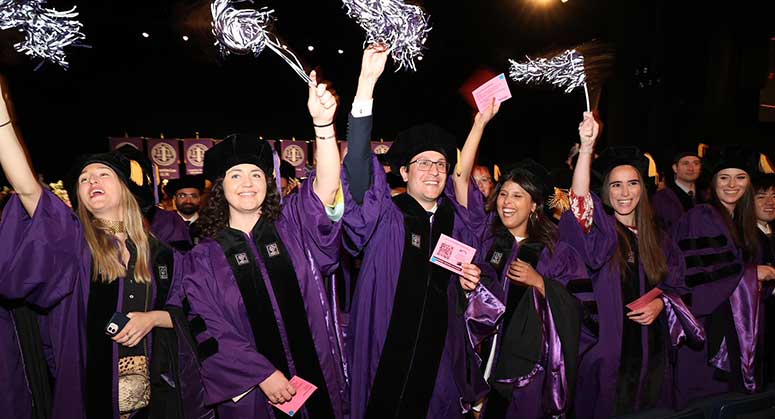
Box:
[266,139,276,152]
[280,140,309,178]
[183,138,213,175]
[108,137,143,152]
[371,141,393,155]
[147,138,181,180]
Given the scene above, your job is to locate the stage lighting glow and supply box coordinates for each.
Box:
[141,32,150,38]
[337,49,344,54]
[307,45,314,51]
[182,35,190,41]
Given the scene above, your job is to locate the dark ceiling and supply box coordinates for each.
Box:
[0,0,773,182]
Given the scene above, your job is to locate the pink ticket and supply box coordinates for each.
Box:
[626,288,664,311]
[269,376,317,417]
[471,73,512,113]
[430,234,477,274]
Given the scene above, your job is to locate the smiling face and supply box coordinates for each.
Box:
[496,180,537,237]
[606,165,642,224]
[222,164,267,216]
[77,163,124,219]
[400,150,448,209]
[714,168,750,211]
[754,186,775,223]
[473,166,495,197]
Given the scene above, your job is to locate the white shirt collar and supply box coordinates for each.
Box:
[674,179,694,194]
[178,212,198,223]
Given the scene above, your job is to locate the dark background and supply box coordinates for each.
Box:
[1,0,774,183]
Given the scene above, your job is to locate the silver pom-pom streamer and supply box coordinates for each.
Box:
[509,49,590,111]
[342,0,431,72]
[211,0,310,84]
[0,0,86,69]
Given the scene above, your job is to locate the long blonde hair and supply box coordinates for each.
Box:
[77,180,152,284]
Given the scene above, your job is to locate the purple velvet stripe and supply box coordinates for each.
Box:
[661,293,705,348]
[464,284,505,348]
[248,237,298,376]
[729,265,761,392]
[540,289,568,416]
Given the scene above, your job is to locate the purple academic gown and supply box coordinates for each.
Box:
[473,229,588,419]
[672,204,763,407]
[559,194,704,419]
[652,184,692,233]
[179,174,347,419]
[343,157,500,419]
[0,191,90,419]
[0,190,193,419]
[150,208,192,247]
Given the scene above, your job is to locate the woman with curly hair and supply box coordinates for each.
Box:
[176,72,347,419]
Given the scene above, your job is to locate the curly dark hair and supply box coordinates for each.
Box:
[198,176,282,239]
[486,168,558,254]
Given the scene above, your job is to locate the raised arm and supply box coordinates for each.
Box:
[0,82,42,216]
[308,70,341,206]
[453,100,500,208]
[570,112,599,198]
[344,44,388,204]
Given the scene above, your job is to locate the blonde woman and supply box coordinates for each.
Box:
[0,84,191,419]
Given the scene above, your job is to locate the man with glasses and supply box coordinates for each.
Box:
[341,45,502,419]
[166,175,204,224]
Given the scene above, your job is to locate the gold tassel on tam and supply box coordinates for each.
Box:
[129,160,144,186]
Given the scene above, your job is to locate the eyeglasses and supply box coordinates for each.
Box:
[175,192,200,199]
[408,159,450,173]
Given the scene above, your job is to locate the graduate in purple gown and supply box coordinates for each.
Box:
[752,174,775,387]
[652,147,703,233]
[672,146,775,406]
[562,114,704,419]
[0,85,198,419]
[470,159,588,419]
[341,45,503,419]
[175,73,348,419]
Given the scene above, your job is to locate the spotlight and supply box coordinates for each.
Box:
[307,45,314,51]
[182,35,190,41]
[337,49,344,54]
[141,32,150,38]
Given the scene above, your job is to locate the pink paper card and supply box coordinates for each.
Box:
[430,234,477,274]
[269,376,317,417]
[471,73,512,113]
[626,288,664,311]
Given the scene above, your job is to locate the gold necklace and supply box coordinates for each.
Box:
[93,218,126,235]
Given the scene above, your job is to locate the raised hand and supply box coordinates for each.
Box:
[307,70,338,126]
[360,43,389,82]
[474,98,501,130]
[578,111,600,153]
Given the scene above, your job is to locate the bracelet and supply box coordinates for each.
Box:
[0,120,11,128]
[316,134,336,140]
[313,121,334,128]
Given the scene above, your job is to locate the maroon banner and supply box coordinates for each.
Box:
[183,138,213,175]
[371,141,393,155]
[108,137,143,151]
[147,138,181,180]
[280,140,309,178]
